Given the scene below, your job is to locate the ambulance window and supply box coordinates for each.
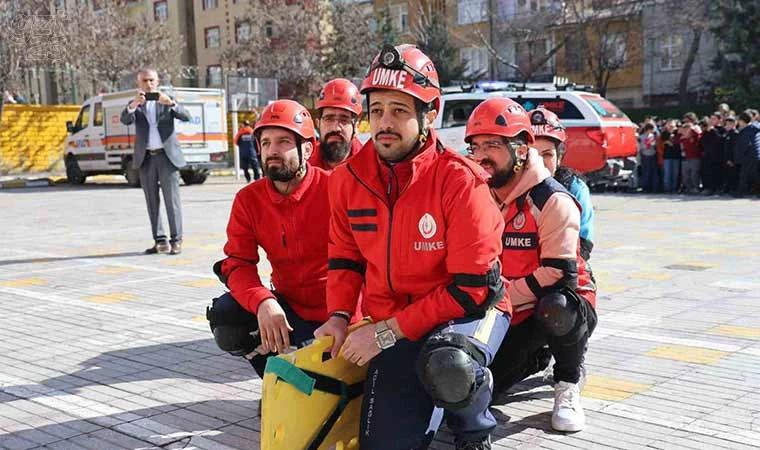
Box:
[93,102,103,126]
[441,100,483,128]
[512,97,584,120]
[75,105,91,130]
[581,95,627,118]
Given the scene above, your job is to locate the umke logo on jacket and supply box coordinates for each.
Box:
[415,213,444,251]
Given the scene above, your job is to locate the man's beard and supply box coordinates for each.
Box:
[480,158,514,188]
[264,157,300,182]
[321,133,351,164]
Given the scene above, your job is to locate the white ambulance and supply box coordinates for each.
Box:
[64,87,228,186]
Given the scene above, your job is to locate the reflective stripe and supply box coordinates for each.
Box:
[472,308,498,345]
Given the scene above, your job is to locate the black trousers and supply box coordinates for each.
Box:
[737,159,759,196]
[207,292,322,377]
[490,291,597,395]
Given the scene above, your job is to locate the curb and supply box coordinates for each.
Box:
[0,178,54,189]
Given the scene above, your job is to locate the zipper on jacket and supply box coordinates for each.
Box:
[385,166,396,293]
[281,224,287,247]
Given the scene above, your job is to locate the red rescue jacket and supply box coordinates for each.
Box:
[327,130,508,341]
[217,166,331,322]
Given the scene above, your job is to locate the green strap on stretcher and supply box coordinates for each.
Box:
[264,357,316,396]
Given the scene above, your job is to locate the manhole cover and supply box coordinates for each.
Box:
[664,264,710,271]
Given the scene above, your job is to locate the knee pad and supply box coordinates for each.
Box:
[415,333,486,410]
[535,291,586,342]
[212,324,260,356]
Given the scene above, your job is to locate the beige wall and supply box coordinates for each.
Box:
[193,0,250,88]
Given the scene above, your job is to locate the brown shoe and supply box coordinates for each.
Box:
[145,241,171,254]
[170,242,182,255]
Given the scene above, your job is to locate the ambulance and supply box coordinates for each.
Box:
[64,87,228,186]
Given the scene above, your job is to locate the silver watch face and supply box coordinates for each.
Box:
[376,329,396,349]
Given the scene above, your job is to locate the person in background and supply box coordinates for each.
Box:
[661,130,681,193]
[700,113,726,195]
[234,120,261,182]
[638,123,659,193]
[723,117,740,194]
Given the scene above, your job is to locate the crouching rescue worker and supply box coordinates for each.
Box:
[308,78,364,171]
[466,97,597,432]
[530,107,595,261]
[207,100,331,377]
[314,44,509,450]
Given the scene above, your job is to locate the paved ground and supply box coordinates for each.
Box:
[1,177,759,450]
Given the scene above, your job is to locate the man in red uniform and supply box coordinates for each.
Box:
[466,97,597,432]
[206,100,331,377]
[308,78,363,171]
[314,45,508,450]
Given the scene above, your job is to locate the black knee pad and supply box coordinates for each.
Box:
[212,324,260,356]
[415,333,485,410]
[535,290,586,343]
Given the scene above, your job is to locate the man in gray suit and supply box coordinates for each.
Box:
[120,68,191,255]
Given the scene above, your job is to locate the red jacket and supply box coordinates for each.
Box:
[326,130,508,341]
[308,138,363,171]
[218,167,331,322]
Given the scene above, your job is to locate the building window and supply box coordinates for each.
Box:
[205,26,220,48]
[460,47,489,78]
[660,34,683,70]
[601,33,626,68]
[154,1,168,23]
[390,4,408,33]
[207,65,222,87]
[264,21,274,38]
[457,0,488,25]
[236,21,251,43]
[203,0,218,10]
[565,37,585,72]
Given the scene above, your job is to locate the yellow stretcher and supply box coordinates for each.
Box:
[260,322,369,450]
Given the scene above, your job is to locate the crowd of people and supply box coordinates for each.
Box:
[636,106,760,198]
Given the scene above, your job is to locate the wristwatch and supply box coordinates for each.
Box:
[374,320,397,350]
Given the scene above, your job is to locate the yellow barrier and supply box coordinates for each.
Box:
[0,104,80,173]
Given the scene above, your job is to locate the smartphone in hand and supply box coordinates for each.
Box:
[144,92,159,101]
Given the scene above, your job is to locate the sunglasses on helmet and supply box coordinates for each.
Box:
[367,45,441,90]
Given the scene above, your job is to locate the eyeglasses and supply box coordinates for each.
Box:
[468,140,506,156]
[321,114,354,127]
[367,45,440,90]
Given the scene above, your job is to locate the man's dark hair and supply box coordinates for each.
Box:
[661,130,671,141]
[738,111,752,124]
[643,123,655,132]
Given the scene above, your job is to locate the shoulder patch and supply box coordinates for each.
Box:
[529,177,571,211]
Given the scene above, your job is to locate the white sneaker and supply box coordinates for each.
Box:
[552,381,585,432]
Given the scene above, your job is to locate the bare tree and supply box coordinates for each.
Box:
[649,0,714,105]
[224,0,377,101]
[0,1,62,126]
[61,4,185,93]
[563,0,643,96]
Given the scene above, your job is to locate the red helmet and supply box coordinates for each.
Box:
[360,44,441,113]
[465,97,534,143]
[254,99,316,143]
[317,78,362,116]
[529,107,566,143]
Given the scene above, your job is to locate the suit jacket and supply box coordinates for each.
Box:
[120,98,191,169]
